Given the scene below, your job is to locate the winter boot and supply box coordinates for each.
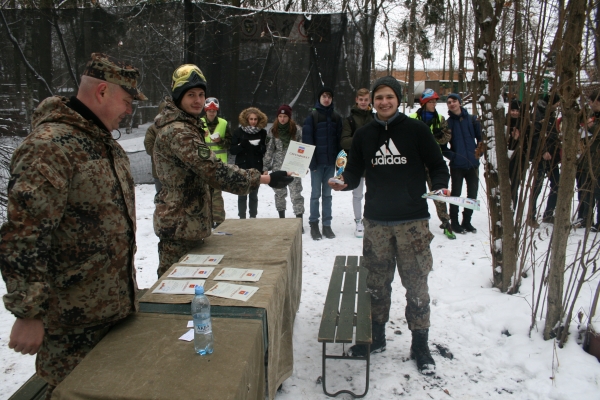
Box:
[309,222,322,240]
[410,329,436,375]
[461,221,477,233]
[442,221,456,240]
[450,219,466,234]
[278,210,286,218]
[349,322,386,357]
[322,225,336,239]
[354,219,364,238]
[296,214,304,234]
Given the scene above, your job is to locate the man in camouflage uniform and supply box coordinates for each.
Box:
[0,53,146,397]
[153,65,292,277]
[200,97,232,228]
[330,76,449,375]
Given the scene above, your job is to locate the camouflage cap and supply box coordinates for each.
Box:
[83,53,147,101]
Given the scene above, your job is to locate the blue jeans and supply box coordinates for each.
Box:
[309,165,334,226]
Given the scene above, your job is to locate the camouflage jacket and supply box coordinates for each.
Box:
[153,98,261,241]
[263,122,302,172]
[0,96,137,333]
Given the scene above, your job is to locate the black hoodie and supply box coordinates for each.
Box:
[342,112,449,222]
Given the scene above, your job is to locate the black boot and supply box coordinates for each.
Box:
[451,219,465,234]
[296,214,304,234]
[410,329,436,375]
[278,210,285,218]
[309,222,322,240]
[461,219,477,233]
[322,225,336,239]
[349,322,386,357]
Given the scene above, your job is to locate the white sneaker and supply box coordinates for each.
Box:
[355,219,364,238]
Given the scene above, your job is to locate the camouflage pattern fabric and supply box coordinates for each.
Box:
[144,122,160,179]
[157,238,204,278]
[83,53,147,100]
[0,96,137,386]
[211,188,225,224]
[37,323,113,390]
[263,125,304,215]
[152,97,261,259]
[0,96,137,329]
[362,219,434,330]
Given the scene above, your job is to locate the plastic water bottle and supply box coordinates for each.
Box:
[192,285,214,355]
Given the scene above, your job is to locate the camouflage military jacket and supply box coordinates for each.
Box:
[263,123,302,172]
[0,96,137,333]
[153,98,261,241]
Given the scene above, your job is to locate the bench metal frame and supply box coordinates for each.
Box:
[318,256,371,398]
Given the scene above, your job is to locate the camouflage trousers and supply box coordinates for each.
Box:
[426,168,450,224]
[273,177,304,215]
[157,238,204,277]
[362,219,434,330]
[212,188,225,224]
[37,323,114,398]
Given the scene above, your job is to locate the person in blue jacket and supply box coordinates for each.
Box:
[302,86,343,240]
[443,93,482,234]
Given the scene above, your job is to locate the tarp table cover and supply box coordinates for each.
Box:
[139,218,303,400]
[53,313,264,400]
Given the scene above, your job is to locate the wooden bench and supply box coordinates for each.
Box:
[318,255,371,398]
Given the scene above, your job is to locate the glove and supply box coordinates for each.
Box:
[268,171,294,189]
[475,142,486,158]
[432,188,451,196]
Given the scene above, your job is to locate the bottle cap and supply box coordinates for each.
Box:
[194,285,204,295]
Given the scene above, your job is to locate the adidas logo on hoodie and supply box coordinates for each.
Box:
[372,139,407,165]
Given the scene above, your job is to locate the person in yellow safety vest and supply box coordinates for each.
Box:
[200,97,232,228]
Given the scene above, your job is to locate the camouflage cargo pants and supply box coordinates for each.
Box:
[37,323,113,399]
[426,168,450,224]
[157,238,204,277]
[212,188,225,224]
[362,219,434,330]
[274,177,305,215]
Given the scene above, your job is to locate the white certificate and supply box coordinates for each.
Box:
[152,279,205,295]
[214,268,263,282]
[167,266,214,279]
[205,282,259,302]
[179,254,224,265]
[280,141,315,177]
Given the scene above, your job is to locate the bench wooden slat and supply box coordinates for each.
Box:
[355,258,372,344]
[336,257,359,343]
[318,256,347,342]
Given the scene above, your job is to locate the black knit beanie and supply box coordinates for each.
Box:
[371,76,402,102]
[318,86,334,99]
[510,100,522,110]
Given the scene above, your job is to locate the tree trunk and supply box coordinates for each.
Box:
[472,0,518,293]
[457,0,465,94]
[543,0,587,340]
[595,0,600,71]
[37,0,54,99]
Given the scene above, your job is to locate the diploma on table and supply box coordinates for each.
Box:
[280,141,315,177]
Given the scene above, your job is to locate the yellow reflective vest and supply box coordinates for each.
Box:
[201,117,228,163]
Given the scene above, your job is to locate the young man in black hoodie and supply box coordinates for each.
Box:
[329,76,450,375]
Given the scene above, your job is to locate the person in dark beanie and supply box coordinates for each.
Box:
[303,86,343,240]
[526,92,561,228]
[409,89,455,240]
[506,99,531,209]
[152,64,292,276]
[329,76,450,375]
[443,93,483,234]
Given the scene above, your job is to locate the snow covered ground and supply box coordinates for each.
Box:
[1,105,600,399]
